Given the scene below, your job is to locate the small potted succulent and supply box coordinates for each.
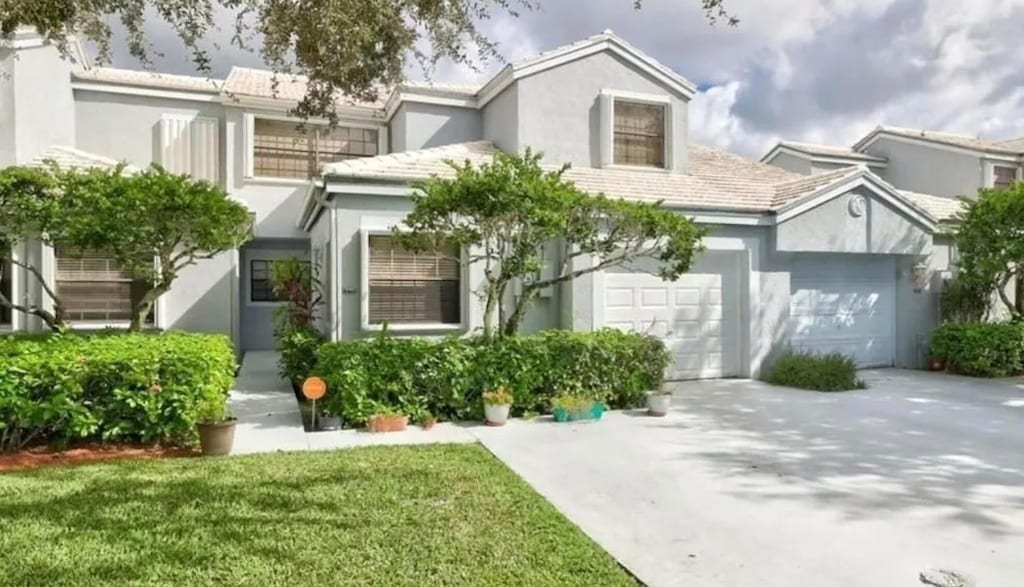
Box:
[646,380,672,417]
[197,395,236,456]
[552,394,604,422]
[367,407,408,433]
[318,405,342,431]
[482,386,513,426]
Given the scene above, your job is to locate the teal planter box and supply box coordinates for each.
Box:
[552,402,604,423]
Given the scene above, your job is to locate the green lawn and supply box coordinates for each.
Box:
[0,444,636,586]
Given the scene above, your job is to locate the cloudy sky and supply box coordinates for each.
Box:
[99,0,1024,159]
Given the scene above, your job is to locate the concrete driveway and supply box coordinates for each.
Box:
[473,370,1024,587]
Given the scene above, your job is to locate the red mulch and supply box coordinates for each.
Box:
[0,443,198,472]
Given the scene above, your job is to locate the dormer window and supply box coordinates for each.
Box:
[613,100,666,168]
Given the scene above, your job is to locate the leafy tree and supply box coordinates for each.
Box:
[0,1,735,123]
[0,166,74,330]
[56,165,254,330]
[953,184,1024,320]
[394,150,707,337]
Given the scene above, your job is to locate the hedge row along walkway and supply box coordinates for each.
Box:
[229,352,476,454]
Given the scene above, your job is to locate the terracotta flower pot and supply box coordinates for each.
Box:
[198,420,236,456]
[368,414,408,433]
[647,393,671,417]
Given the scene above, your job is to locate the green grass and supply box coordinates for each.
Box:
[0,444,636,586]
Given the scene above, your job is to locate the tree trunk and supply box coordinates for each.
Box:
[502,287,537,337]
[130,284,169,331]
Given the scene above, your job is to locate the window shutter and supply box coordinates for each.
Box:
[190,117,219,182]
[367,235,460,324]
[157,116,192,174]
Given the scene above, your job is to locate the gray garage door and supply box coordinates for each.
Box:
[789,255,895,367]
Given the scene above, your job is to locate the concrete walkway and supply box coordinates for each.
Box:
[474,371,1024,587]
[228,351,475,455]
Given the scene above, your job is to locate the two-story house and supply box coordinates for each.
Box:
[1,29,962,377]
[762,126,1024,197]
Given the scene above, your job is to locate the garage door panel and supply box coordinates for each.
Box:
[640,288,669,308]
[603,251,742,380]
[789,256,895,368]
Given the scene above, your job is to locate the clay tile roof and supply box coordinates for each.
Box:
[73,67,222,94]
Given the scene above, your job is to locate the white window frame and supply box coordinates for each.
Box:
[50,244,162,330]
[359,226,467,333]
[985,161,1021,189]
[243,112,387,183]
[599,89,673,172]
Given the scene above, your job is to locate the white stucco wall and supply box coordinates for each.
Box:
[1,42,76,165]
[482,82,520,154]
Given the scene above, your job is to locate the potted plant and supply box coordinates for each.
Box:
[318,405,342,431]
[927,355,946,371]
[552,394,604,422]
[419,414,437,431]
[367,407,408,433]
[646,381,672,417]
[482,386,513,426]
[197,395,236,456]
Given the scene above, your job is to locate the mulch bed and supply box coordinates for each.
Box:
[0,443,198,472]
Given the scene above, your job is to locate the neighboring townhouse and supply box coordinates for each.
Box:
[761,126,1024,198]
[1,29,962,378]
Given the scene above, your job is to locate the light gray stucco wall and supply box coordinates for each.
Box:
[515,51,690,172]
[776,188,931,256]
[894,235,951,368]
[390,102,481,152]
[163,252,235,338]
[0,42,76,165]
[766,151,811,175]
[864,137,983,199]
[482,82,520,153]
[74,90,223,167]
[308,209,335,338]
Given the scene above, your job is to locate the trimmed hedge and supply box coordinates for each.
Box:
[766,350,865,392]
[314,330,670,426]
[929,322,1024,377]
[0,332,236,452]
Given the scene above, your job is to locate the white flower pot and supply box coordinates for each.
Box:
[484,403,511,426]
[647,392,672,417]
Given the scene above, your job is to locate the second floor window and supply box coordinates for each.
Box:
[993,165,1018,190]
[253,119,379,179]
[614,100,665,168]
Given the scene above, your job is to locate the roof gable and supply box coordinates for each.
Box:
[853,125,1023,158]
[761,141,887,166]
[477,30,697,107]
[774,166,936,232]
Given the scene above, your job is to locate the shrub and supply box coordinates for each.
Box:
[766,350,865,392]
[929,322,1024,377]
[315,329,669,427]
[277,325,326,389]
[0,332,236,452]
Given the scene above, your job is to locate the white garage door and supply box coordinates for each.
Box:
[789,256,895,367]
[602,251,742,380]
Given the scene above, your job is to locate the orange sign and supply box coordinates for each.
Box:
[302,377,327,400]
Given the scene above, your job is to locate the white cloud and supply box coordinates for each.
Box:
[96,0,1024,158]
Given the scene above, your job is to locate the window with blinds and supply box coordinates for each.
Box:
[368,235,460,325]
[613,100,665,168]
[54,246,151,323]
[253,119,379,179]
[993,166,1018,190]
[0,241,10,326]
